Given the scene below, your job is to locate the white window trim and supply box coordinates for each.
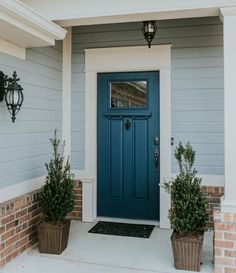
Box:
[75,45,172,228]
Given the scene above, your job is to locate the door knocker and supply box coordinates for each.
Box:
[125,119,131,130]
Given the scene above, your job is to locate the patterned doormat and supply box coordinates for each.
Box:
[88,221,155,238]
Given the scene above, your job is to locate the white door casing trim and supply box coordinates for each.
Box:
[78,45,172,228]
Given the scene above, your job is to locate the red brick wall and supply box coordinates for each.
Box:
[202,186,224,228]
[0,190,42,267]
[214,210,236,273]
[0,180,82,268]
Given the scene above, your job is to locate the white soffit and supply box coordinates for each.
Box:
[0,0,66,59]
[21,0,236,26]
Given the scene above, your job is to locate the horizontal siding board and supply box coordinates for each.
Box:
[173,111,223,122]
[22,96,61,111]
[172,89,223,100]
[71,161,85,170]
[190,144,224,155]
[30,47,62,61]
[71,152,85,158]
[173,100,223,111]
[172,67,224,79]
[172,46,223,58]
[172,57,224,69]
[22,84,62,100]
[172,122,224,133]
[73,25,222,44]
[27,50,62,70]
[72,54,85,64]
[72,35,223,53]
[72,112,85,123]
[0,59,62,81]
[172,78,224,89]
[0,167,46,188]
[172,165,224,175]
[0,109,61,122]
[72,83,85,92]
[0,154,50,178]
[0,46,62,188]
[173,133,224,144]
[72,101,85,112]
[0,121,61,134]
[0,143,51,163]
[72,131,85,139]
[0,132,57,148]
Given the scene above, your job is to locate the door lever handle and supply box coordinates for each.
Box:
[154,136,160,145]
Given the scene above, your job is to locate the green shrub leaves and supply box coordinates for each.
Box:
[39,130,75,223]
[163,142,208,236]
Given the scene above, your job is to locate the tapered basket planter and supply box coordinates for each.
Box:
[37,219,71,254]
[171,231,204,272]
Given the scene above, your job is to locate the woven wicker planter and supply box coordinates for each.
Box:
[37,220,71,254]
[171,231,204,272]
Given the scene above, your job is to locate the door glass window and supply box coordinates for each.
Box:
[110,81,147,108]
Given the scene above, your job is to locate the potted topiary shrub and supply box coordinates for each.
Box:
[37,130,75,254]
[163,142,208,272]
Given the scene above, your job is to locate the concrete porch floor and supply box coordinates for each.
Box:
[1,221,213,273]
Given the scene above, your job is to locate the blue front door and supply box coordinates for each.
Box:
[97,72,160,220]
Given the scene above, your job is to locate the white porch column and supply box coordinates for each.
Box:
[62,27,72,160]
[220,7,236,213]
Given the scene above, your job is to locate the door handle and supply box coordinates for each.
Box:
[154,148,159,171]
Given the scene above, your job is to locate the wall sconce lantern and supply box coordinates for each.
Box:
[142,21,157,48]
[0,71,24,123]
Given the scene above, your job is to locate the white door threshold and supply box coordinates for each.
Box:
[96,217,159,226]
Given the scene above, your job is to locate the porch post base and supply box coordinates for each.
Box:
[221,199,236,214]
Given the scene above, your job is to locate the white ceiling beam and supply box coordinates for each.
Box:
[55,8,220,27]
[21,0,236,26]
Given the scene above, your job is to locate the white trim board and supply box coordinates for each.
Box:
[0,176,45,203]
[83,45,172,229]
[62,27,72,160]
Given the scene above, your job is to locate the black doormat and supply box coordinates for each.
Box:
[88,221,155,238]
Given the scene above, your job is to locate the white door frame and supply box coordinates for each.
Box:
[79,45,171,228]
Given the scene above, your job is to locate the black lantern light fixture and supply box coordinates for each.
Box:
[0,71,24,123]
[142,21,157,48]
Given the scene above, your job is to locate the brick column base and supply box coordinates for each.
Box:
[214,209,236,273]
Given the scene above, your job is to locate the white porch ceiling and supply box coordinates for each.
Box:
[21,0,236,26]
